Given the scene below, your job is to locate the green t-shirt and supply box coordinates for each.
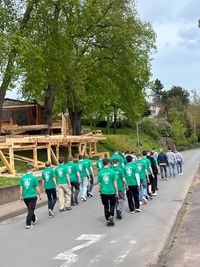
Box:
[42,167,56,189]
[84,158,93,175]
[134,160,147,180]
[124,163,138,186]
[142,157,152,175]
[112,165,125,192]
[96,159,104,171]
[65,162,78,182]
[97,168,117,195]
[20,173,39,199]
[55,165,68,185]
[110,153,124,167]
[76,161,88,179]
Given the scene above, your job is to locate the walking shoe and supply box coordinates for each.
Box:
[116,210,122,219]
[48,209,54,217]
[135,209,141,212]
[75,201,79,205]
[25,225,33,229]
[139,201,143,205]
[60,209,65,212]
[81,196,87,202]
[142,197,147,204]
[152,192,158,196]
[107,216,115,226]
[130,211,135,214]
[88,192,93,197]
[165,178,168,181]
[32,217,38,225]
[66,207,72,211]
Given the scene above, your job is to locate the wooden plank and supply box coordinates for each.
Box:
[50,148,59,165]
[47,142,51,162]
[9,143,15,171]
[68,142,72,157]
[56,144,59,159]
[81,143,87,156]
[0,166,8,173]
[61,113,67,136]
[0,149,14,174]
[33,142,38,169]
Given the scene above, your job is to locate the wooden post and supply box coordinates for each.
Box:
[33,141,38,169]
[68,142,72,157]
[47,142,51,162]
[9,141,15,174]
[0,149,14,175]
[89,142,92,157]
[50,148,59,165]
[56,143,59,159]
[61,113,67,136]
[78,143,82,155]
[94,142,97,154]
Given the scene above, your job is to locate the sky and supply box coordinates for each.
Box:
[6,0,200,99]
[136,0,200,91]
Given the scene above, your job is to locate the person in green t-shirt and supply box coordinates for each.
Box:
[124,155,140,213]
[110,149,125,168]
[96,155,104,173]
[84,156,95,197]
[98,158,118,226]
[42,161,57,217]
[135,154,148,204]
[112,158,128,220]
[55,157,71,212]
[76,155,90,202]
[65,156,81,206]
[20,162,41,229]
[142,150,154,199]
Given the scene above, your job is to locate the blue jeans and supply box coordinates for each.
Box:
[168,162,176,177]
[177,161,183,174]
[139,179,147,201]
[80,178,88,198]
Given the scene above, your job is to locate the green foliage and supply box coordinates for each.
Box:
[139,117,160,139]
[171,118,187,145]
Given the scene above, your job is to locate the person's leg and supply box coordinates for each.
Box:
[24,197,37,226]
[132,186,140,210]
[63,184,71,209]
[126,186,135,212]
[154,173,158,190]
[89,175,94,194]
[45,189,52,210]
[164,165,167,178]
[148,175,153,195]
[139,180,144,201]
[109,194,116,217]
[180,162,183,174]
[58,185,64,210]
[101,194,110,220]
[151,175,156,194]
[116,192,125,215]
[51,188,57,210]
[160,166,164,179]
[168,163,172,177]
[71,182,75,205]
[74,182,80,204]
[172,163,176,177]
[82,179,88,198]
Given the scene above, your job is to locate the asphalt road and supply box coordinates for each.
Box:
[0,149,200,267]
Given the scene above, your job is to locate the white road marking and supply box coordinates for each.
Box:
[89,254,102,264]
[113,240,137,266]
[54,234,105,267]
[110,240,118,243]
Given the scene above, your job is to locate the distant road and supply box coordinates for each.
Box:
[0,149,199,267]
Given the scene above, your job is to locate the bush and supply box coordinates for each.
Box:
[139,117,160,139]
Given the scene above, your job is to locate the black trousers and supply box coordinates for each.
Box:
[71,182,80,204]
[160,165,167,179]
[154,172,158,189]
[45,188,57,210]
[87,175,94,194]
[24,197,37,226]
[126,186,139,211]
[149,174,156,194]
[101,194,116,220]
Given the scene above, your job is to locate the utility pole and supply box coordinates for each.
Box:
[136,121,140,153]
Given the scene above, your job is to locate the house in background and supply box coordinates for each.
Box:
[149,103,160,117]
[2,98,44,126]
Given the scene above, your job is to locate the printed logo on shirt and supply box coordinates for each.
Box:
[67,166,72,174]
[99,162,103,169]
[137,163,142,172]
[103,173,110,184]
[24,178,31,189]
[45,172,50,181]
[126,167,132,176]
[58,169,63,177]
[79,164,83,172]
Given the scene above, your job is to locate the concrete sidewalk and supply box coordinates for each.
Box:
[0,193,47,222]
[158,173,200,267]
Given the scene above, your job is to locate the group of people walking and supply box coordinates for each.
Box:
[19,147,183,229]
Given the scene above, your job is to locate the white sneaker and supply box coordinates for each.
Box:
[81,196,87,202]
[139,201,143,205]
[32,217,38,225]
[48,209,54,217]
[135,209,141,212]
[25,225,33,229]
[131,211,135,214]
[152,192,158,196]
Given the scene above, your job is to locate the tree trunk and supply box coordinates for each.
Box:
[69,110,82,135]
[42,85,56,135]
[106,116,110,134]
[113,108,117,134]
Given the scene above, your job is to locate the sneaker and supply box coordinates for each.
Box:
[152,192,158,196]
[81,196,87,202]
[116,210,122,219]
[88,192,93,197]
[135,209,141,212]
[108,216,115,226]
[25,225,33,229]
[139,201,143,205]
[142,197,147,204]
[60,209,65,212]
[165,178,168,181]
[48,209,54,217]
[131,211,135,214]
[32,217,38,225]
[66,207,72,211]
[75,201,79,205]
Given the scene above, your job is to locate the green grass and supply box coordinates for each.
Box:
[0,177,20,188]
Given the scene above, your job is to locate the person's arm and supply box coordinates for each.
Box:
[114,180,119,198]
[90,166,94,177]
[149,166,154,177]
[36,186,42,200]
[77,171,81,183]
[135,173,140,188]
[66,174,71,188]
[42,180,45,193]
[53,177,58,189]
[20,186,23,201]
[122,177,128,190]
[86,168,90,178]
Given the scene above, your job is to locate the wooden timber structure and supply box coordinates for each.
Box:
[0,134,109,175]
